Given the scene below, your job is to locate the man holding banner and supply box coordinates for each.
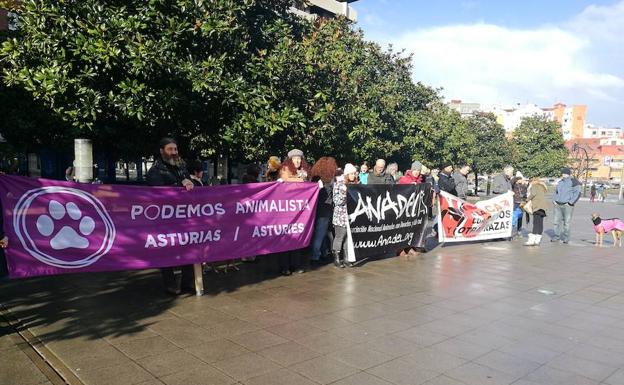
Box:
[146,137,196,295]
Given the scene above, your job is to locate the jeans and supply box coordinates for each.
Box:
[311,216,330,261]
[333,226,348,254]
[553,203,574,241]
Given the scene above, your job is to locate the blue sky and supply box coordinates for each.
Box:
[354,0,624,127]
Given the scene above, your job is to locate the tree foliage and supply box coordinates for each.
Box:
[466,113,509,174]
[2,0,482,169]
[511,115,568,177]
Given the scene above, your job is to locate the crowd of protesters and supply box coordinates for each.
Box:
[0,137,585,296]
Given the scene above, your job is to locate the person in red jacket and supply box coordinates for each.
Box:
[399,161,424,184]
[398,160,425,257]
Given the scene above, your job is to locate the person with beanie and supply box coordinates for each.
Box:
[551,167,581,244]
[437,163,457,196]
[278,149,311,275]
[279,149,310,182]
[399,161,424,184]
[332,163,359,268]
[523,177,548,246]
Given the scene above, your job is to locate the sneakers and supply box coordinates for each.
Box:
[524,234,535,246]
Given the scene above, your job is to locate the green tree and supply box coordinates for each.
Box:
[511,115,568,177]
[465,112,509,192]
[404,103,476,169]
[2,0,303,159]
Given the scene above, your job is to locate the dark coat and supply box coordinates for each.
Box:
[438,172,457,196]
[316,183,334,218]
[146,158,190,187]
[368,171,395,185]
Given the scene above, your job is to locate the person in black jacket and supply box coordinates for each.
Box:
[438,163,457,196]
[309,157,337,266]
[187,160,205,187]
[146,138,195,295]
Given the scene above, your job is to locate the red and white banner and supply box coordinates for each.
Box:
[437,191,513,243]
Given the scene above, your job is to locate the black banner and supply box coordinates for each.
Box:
[346,184,433,259]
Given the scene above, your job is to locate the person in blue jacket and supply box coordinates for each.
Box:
[551,167,581,244]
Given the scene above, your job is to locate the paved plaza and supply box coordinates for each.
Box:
[2,199,624,385]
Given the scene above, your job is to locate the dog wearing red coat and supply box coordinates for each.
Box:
[592,213,624,247]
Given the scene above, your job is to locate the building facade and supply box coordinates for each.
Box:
[567,138,624,182]
[291,0,358,22]
[583,124,623,140]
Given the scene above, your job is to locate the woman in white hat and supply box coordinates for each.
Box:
[332,163,359,268]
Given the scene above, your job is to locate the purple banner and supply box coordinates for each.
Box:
[0,175,319,278]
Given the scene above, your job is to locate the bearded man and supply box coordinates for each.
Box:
[146,137,195,294]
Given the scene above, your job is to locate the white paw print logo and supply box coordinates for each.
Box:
[36,200,96,250]
[14,186,116,269]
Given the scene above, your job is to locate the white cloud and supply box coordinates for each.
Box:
[369,1,624,125]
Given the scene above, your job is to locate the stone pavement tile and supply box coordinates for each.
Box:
[430,337,493,360]
[359,335,423,358]
[330,371,395,385]
[159,365,237,385]
[242,368,317,385]
[333,304,396,323]
[329,324,384,344]
[58,343,129,371]
[137,349,205,378]
[605,368,624,385]
[257,341,320,366]
[103,328,159,344]
[422,375,467,385]
[393,325,449,347]
[444,362,519,385]
[150,324,220,348]
[455,329,515,350]
[75,361,155,385]
[474,350,541,378]
[419,319,476,337]
[202,319,262,340]
[265,320,324,340]
[114,335,180,360]
[294,331,356,354]
[44,337,112,356]
[566,344,624,367]
[185,338,250,363]
[183,311,238,329]
[357,316,413,335]
[300,313,354,331]
[498,340,562,364]
[546,353,618,382]
[327,345,395,370]
[366,357,440,385]
[289,355,359,384]
[401,347,467,373]
[0,348,49,385]
[212,352,281,381]
[384,309,438,326]
[523,365,599,385]
[227,330,288,352]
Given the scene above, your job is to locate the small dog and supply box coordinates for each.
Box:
[592,213,624,246]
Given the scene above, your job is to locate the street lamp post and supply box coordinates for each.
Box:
[572,143,590,197]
